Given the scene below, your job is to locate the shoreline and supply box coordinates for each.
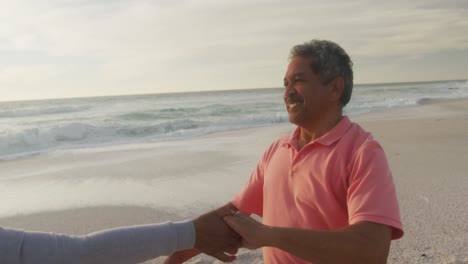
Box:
[2,96,468,163]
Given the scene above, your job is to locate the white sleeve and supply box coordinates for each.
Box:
[0,220,195,264]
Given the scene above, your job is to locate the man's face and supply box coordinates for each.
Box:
[283,56,332,128]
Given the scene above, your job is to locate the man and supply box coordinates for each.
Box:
[167,39,403,263]
[0,212,239,264]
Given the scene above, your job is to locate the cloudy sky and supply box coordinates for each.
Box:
[1,0,467,101]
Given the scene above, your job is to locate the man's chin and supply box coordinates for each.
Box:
[288,115,303,126]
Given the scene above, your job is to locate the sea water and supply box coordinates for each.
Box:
[1,79,467,160]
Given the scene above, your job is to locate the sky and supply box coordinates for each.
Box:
[0,0,467,101]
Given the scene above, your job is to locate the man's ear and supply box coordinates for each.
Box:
[328,76,344,103]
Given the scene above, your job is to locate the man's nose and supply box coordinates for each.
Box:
[284,83,296,96]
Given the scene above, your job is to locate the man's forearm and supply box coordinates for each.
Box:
[264,222,391,264]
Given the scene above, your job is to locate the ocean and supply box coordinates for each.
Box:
[1,79,467,160]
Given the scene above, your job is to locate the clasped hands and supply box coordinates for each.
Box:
[164,207,268,263]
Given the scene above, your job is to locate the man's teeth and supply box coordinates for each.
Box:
[289,103,298,107]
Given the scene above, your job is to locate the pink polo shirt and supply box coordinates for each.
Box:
[232,116,403,263]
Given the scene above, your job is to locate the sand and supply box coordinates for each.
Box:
[1,98,467,263]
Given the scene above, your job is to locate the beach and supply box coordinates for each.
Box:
[1,98,467,263]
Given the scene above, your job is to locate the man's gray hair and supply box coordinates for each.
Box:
[289,40,353,106]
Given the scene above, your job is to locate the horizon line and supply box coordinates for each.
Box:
[1,78,466,104]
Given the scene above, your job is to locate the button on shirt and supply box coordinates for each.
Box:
[232,116,403,264]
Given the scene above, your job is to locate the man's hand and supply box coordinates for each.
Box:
[223,211,270,250]
[227,212,393,264]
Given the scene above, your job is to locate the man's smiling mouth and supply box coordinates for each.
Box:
[286,99,303,109]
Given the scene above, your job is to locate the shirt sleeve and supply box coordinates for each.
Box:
[347,140,404,239]
[0,220,195,264]
[231,150,268,217]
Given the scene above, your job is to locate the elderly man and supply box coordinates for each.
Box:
[167,39,403,264]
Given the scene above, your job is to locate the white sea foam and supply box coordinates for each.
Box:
[0,105,91,118]
[1,80,467,160]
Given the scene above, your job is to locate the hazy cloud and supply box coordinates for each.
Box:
[0,0,467,101]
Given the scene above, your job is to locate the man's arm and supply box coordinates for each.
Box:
[224,211,392,264]
[164,202,240,264]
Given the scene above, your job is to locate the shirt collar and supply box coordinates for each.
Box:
[282,116,352,149]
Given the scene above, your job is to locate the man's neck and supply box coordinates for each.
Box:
[297,112,343,151]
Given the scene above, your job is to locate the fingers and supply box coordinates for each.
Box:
[223,211,266,250]
[213,252,237,262]
[225,211,257,230]
[224,218,236,231]
[223,212,244,230]
[234,211,249,217]
[224,211,250,221]
[224,246,239,255]
[215,202,239,217]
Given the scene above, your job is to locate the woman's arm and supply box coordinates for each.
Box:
[0,220,194,264]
